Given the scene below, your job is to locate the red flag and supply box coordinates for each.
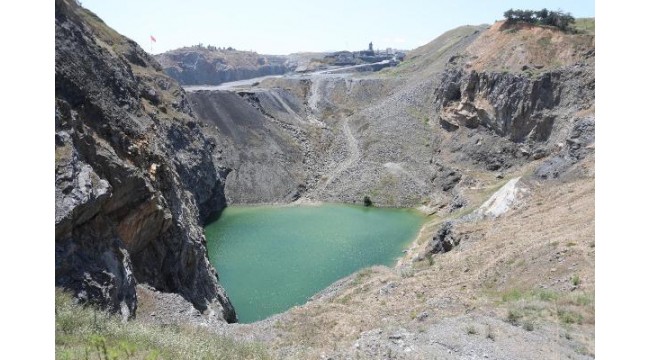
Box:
[150,35,157,42]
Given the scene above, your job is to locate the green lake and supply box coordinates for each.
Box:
[205,204,425,323]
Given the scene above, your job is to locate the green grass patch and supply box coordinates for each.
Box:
[535,289,558,302]
[497,288,559,303]
[573,18,595,35]
[501,289,524,302]
[506,309,523,325]
[337,294,353,305]
[55,289,270,360]
[571,275,581,286]
[558,309,584,325]
[571,293,593,307]
[350,268,373,287]
[406,107,431,126]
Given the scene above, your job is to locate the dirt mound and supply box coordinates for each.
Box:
[465,20,594,73]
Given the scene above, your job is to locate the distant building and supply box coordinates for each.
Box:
[322,41,403,68]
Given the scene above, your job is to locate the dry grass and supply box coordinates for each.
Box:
[573,18,595,35]
[55,289,271,360]
[382,25,483,78]
[466,20,594,73]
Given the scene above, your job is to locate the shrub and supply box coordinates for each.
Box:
[523,321,535,331]
[507,309,523,325]
[571,275,581,286]
[399,266,415,278]
[363,195,373,207]
[558,309,584,324]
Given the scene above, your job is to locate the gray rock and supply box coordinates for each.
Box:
[55,0,234,322]
[534,116,594,180]
[379,282,398,296]
[434,67,594,144]
[426,222,460,254]
[416,311,430,321]
[156,50,292,86]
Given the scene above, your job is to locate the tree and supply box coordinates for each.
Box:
[503,8,575,31]
[537,8,549,21]
[520,10,534,22]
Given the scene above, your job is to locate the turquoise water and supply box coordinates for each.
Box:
[205,204,425,323]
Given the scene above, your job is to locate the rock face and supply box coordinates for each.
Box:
[434,66,594,143]
[534,115,595,179]
[156,48,292,85]
[55,0,235,322]
[187,89,320,203]
[471,177,525,219]
[425,222,460,254]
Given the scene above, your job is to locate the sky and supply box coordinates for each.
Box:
[81,0,595,55]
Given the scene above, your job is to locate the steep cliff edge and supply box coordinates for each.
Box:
[55,0,235,321]
[430,20,594,176]
[188,89,321,204]
[434,21,594,143]
[156,47,291,85]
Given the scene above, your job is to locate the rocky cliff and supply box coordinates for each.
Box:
[431,20,595,174]
[156,48,291,85]
[55,0,235,321]
[188,89,321,203]
[182,21,593,213]
[434,67,594,143]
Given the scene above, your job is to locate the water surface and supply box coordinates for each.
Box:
[205,204,424,323]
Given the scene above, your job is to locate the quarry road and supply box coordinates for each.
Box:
[312,60,391,75]
[183,61,389,92]
[183,75,283,91]
[318,117,360,192]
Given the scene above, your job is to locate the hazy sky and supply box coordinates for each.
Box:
[81,0,595,55]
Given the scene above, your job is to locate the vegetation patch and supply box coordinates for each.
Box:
[350,268,374,287]
[55,289,270,360]
[503,9,576,32]
[363,195,373,207]
[523,321,535,331]
[506,309,524,325]
[557,309,584,325]
[571,275,581,287]
[406,107,430,126]
[573,18,595,35]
